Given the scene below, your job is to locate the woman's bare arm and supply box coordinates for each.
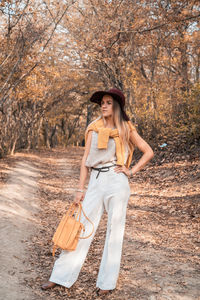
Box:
[74,130,92,203]
[78,130,92,189]
[114,129,154,177]
[129,129,154,176]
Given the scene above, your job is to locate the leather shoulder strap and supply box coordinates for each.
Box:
[78,203,94,239]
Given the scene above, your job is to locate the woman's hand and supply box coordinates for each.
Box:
[114,165,131,177]
[74,191,85,205]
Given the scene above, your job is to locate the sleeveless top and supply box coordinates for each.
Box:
[85,131,129,168]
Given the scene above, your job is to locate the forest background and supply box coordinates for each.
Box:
[0,0,199,158]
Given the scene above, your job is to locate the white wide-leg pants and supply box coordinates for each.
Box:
[49,165,131,290]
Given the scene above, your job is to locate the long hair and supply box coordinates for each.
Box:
[113,100,131,153]
[102,99,131,153]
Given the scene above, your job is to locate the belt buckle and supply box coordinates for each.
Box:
[102,167,109,172]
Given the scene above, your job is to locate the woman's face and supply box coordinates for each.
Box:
[101,95,113,118]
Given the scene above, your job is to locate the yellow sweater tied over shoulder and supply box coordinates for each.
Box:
[85,117,136,168]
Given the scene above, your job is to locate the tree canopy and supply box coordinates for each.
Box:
[0,0,199,157]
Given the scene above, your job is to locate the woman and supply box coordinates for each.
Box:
[42,88,154,296]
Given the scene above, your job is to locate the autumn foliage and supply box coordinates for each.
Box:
[0,0,199,157]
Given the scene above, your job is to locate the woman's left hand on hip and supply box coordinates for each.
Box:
[114,165,130,177]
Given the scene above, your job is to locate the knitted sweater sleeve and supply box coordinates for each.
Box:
[128,121,137,132]
[85,124,93,144]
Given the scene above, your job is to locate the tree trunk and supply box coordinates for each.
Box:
[44,121,51,148]
[10,135,17,156]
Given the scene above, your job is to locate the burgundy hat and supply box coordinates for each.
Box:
[90,88,130,121]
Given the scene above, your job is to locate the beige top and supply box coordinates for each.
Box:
[85,131,128,168]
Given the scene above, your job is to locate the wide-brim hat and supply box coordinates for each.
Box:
[90,88,130,121]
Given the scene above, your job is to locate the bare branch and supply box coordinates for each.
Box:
[42,0,77,52]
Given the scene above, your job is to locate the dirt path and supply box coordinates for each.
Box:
[0,148,199,300]
[0,155,40,300]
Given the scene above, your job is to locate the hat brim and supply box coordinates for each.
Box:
[90,91,130,121]
[90,91,122,106]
